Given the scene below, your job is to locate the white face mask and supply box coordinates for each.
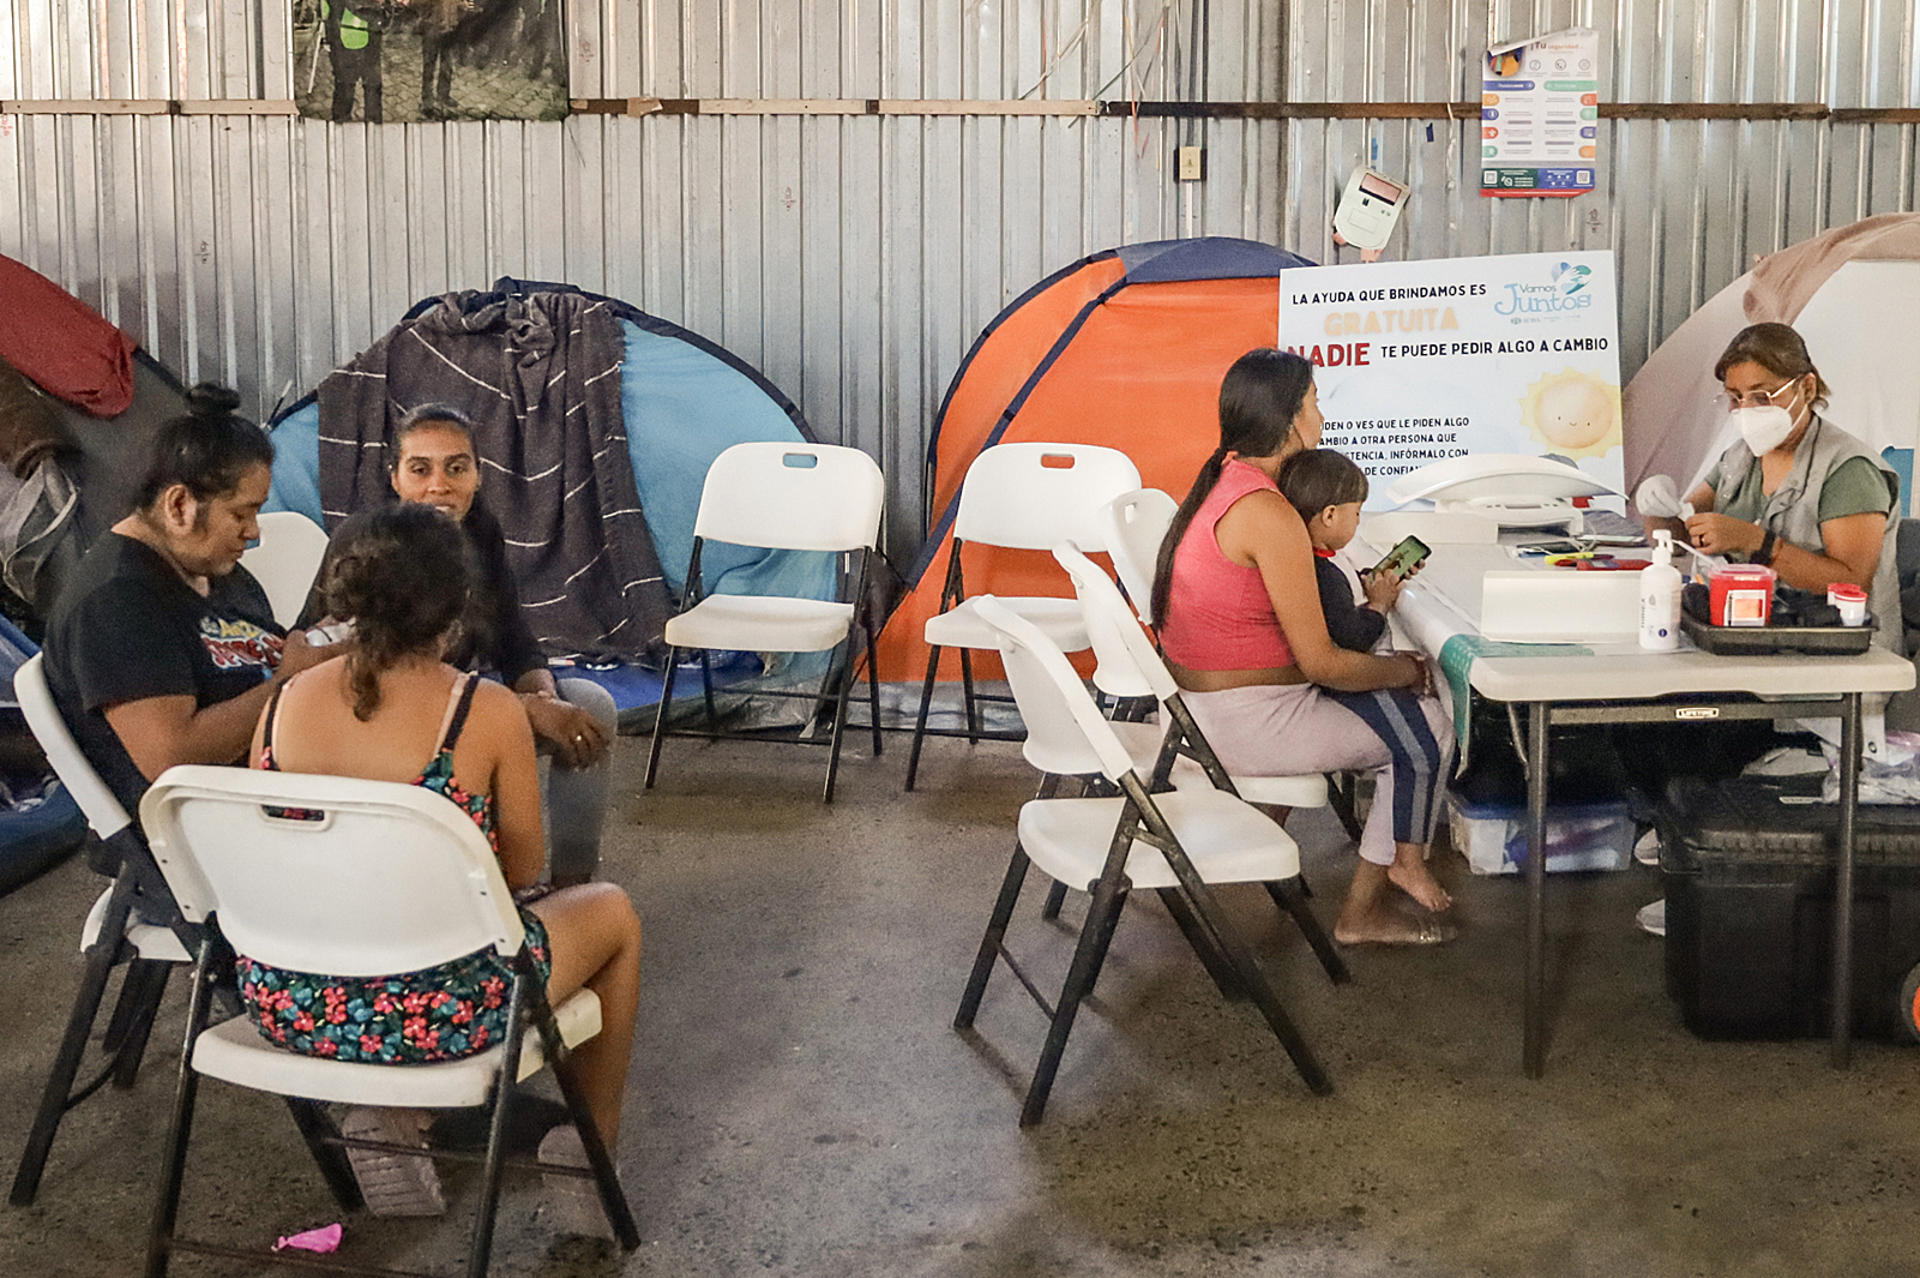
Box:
[1732,404,1797,457]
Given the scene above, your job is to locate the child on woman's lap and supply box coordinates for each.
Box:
[1277,448,1453,916]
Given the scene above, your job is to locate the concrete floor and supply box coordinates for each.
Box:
[3,732,1919,1277]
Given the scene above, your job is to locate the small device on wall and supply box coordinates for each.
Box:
[1331,168,1409,256]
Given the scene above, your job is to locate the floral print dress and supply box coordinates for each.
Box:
[237,673,553,1065]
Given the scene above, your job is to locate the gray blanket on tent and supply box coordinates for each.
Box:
[317,288,672,661]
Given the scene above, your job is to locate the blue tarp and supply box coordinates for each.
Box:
[0,614,90,896]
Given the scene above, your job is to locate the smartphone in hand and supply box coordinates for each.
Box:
[1371,535,1432,582]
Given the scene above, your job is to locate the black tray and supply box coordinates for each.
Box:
[1681,611,1874,656]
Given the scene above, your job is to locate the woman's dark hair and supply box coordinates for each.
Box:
[1713,322,1830,410]
[1150,350,1317,624]
[388,403,476,472]
[132,383,274,515]
[1276,448,1369,522]
[321,504,473,720]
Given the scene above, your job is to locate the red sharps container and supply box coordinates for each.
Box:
[1710,564,1776,627]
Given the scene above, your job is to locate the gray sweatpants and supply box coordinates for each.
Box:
[1183,681,1454,867]
[539,676,619,885]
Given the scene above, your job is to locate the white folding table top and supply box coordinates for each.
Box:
[1349,528,1917,706]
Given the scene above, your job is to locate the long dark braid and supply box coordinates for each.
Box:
[1150,349,1317,625]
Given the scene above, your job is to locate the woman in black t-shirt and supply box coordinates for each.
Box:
[44,385,330,813]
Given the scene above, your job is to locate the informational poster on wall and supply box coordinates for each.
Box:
[1276,250,1623,507]
[1481,28,1600,197]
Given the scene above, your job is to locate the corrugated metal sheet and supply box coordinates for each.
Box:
[0,0,1278,547]
[3,1,1917,555]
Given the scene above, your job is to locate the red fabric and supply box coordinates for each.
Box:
[1158,460,1294,671]
[0,256,136,416]
[877,275,1281,681]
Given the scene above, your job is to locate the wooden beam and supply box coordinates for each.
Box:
[175,99,298,116]
[876,98,1096,116]
[1,98,173,114]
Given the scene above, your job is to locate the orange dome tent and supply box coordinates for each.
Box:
[877,237,1317,681]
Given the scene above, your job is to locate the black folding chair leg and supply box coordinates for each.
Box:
[465,977,531,1278]
[1158,888,1245,1001]
[144,941,217,1278]
[863,616,884,757]
[112,961,175,1090]
[904,645,942,791]
[1039,880,1070,921]
[1327,772,1365,842]
[552,1060,641,1248]
[642,646,683,790]
[955,844,1033,1029]
[1267,878,1350,985]
[1182,882,1333,1096]
[698,652,719,730]
[820,645,857,804]
[101,956,157,1055]
[282,1098,364,1213]
[959,648,980,743]
[10,876,134,1207]
[1021,878,1129,1127]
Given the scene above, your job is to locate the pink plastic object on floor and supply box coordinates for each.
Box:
[273,1223,344,1254]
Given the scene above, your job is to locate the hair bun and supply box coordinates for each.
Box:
[183,383,242,421]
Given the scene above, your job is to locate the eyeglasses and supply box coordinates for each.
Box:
[1719,379,1800,412]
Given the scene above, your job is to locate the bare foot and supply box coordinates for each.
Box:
[1387,858,1453,913]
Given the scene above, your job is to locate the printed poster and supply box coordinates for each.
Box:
[1276,250,1623,508]
[294,0,567,124]
[1482,28,1599,197]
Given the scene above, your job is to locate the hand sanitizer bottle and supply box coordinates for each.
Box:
[1639,530,1682,651]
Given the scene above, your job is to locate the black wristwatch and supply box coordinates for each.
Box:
[1753,529,1778,566]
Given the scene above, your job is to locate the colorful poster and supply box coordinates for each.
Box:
[1481,28,1599,197]
[1276,250,1623,507]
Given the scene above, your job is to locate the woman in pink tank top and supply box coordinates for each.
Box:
[1153,351,1458,947]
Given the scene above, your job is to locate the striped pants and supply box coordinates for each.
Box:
[1183,681,1454,867]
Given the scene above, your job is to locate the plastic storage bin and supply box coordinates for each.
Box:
[1657,776,1920,1041]
[1446,791,1634,876]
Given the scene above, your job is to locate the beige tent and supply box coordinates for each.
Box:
[1625,213,1920,512]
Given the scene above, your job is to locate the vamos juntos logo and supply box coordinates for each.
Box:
[1494,261,1596,320]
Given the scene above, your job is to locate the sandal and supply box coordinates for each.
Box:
[1335,917,1459,947]
[340,1106,444,1217]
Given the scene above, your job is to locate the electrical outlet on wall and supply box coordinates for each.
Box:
[1177,146,1206,182]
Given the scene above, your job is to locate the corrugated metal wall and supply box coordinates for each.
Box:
[3,1,1918,551]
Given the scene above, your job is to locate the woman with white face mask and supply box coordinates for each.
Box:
[1647,322,1901,648]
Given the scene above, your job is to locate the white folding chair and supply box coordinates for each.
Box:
[1100,489,1370,842]
[240,511,331,628]
[953,597,1333,1126]
[644,442,887,804]
[138,765,640,1276]
[1048,544,1349,983]
[9,652,192,1206]
[1098,488,1179,626]
[904,442,1142,790]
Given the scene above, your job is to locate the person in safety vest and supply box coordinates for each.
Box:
[323,0,390,123]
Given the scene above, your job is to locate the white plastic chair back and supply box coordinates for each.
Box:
[952,443,1141,551]
[970,597,1136,783]
[139,766,523,979]
[692,442,885,552]
[1051,544,1181,704]
[1100,489,1178,624]
[241,512,331,628]
[14,652,132,840]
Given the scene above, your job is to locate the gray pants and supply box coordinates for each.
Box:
[539,676,618,885]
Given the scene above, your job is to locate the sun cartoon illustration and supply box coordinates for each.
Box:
[1520,369,1620,458]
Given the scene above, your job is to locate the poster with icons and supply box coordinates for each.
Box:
[1277,250,1623,508]
[1481,28,1600,197]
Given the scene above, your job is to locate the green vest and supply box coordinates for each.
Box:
[325,1,372,51]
